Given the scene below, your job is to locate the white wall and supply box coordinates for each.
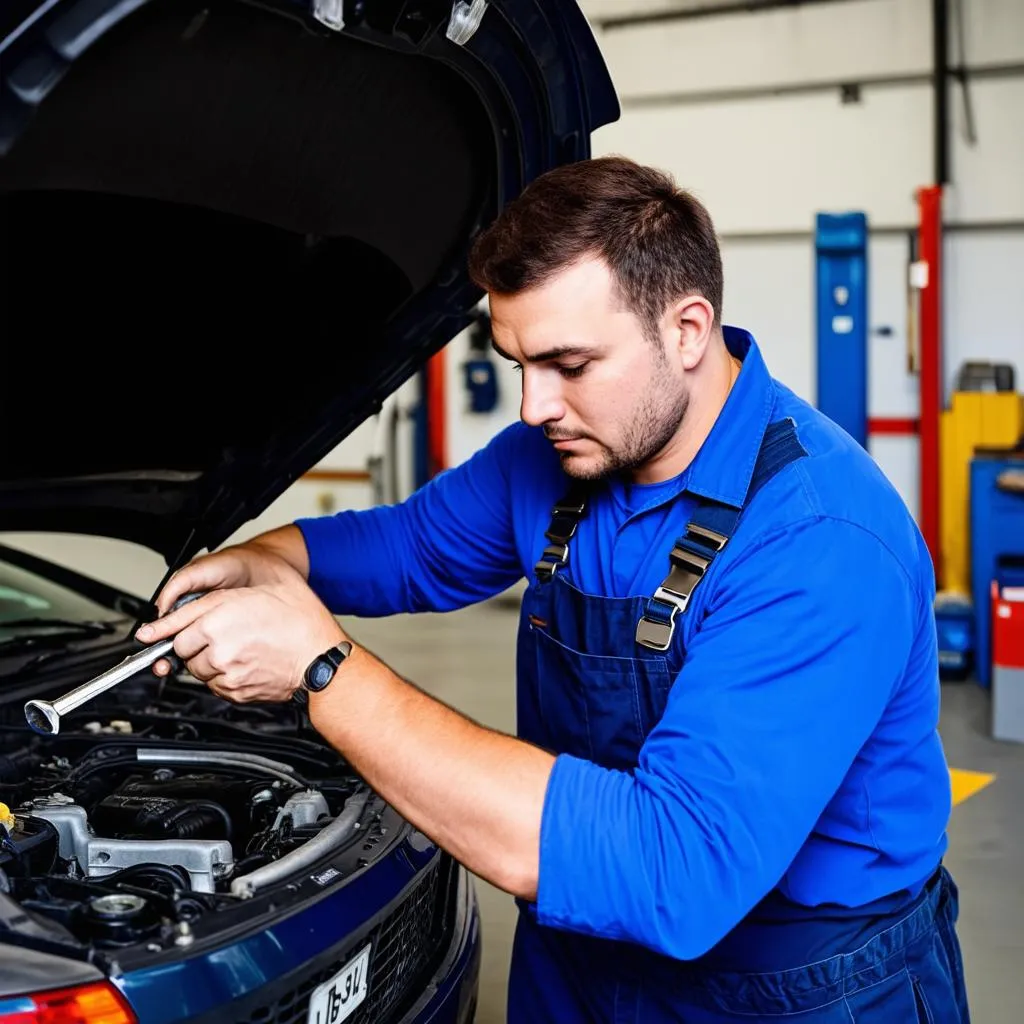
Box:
[584,0,1024,515]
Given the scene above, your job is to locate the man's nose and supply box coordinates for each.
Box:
[520,371,565,428]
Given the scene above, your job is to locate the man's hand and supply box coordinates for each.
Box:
[136,570,343,703]
[150,526,312,677]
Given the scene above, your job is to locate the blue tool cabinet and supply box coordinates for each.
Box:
[970,449,1024,687]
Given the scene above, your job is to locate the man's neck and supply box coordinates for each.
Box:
[632,333,740,485]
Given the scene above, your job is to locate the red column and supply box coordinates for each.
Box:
[917,185,943,581]
[426,348,447,479]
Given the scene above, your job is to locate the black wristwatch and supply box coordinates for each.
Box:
[300,641,353,695]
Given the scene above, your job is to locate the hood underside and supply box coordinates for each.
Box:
[0,0,618,567]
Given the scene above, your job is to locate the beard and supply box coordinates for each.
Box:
[554,376,690,481]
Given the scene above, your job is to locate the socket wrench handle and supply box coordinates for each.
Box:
[24,591,207,736]
[24,638,177,735]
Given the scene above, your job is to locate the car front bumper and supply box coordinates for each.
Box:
[101,841,479,1024]
[398,865,481,1024]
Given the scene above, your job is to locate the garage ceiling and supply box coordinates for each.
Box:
[577,0,839,27]
[578,0,771,19]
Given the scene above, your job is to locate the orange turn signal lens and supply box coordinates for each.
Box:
[1,981,137,1024]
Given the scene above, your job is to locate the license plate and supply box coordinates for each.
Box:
[307,944,371,1024]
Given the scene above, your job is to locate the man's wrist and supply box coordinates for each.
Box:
[295,619,350,695]
[305,641,368,734]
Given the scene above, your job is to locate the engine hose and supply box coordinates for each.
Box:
[99,863,191,892]
[234,851,273,875]
[157,801,233,841]
[231,790,369,899]
[136,749,306,788]
[0,751,40,784]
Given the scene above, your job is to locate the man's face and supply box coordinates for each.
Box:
[489,257,689,481]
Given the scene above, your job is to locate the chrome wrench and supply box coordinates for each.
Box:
[24,592,206,736]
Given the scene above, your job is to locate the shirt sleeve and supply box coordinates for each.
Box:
[295,423,526,616]
[536,515,924,959]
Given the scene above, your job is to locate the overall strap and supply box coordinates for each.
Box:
[635,418,809,650]
[534,482,590,582]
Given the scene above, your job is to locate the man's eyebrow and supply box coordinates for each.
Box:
[490,339,598,363]
[490,338,516,362]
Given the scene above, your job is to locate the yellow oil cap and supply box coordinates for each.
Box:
[0,802,14,830]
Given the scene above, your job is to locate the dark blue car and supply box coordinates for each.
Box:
[0,1,617,1021]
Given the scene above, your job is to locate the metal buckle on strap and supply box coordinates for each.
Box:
[635,587,690,651]
[534,493,588,581]
[552,497,586,517]
[635,528,728,650]
[686,523,728,551]
[546,514,581,546]
[534,543,570,580]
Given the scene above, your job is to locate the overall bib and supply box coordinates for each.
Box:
[509,420,969,1023]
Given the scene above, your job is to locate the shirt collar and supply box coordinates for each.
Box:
[684,326,777,509]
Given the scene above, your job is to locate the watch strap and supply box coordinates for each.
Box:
[298,640,353,699]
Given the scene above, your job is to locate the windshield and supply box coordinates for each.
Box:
[0,559,123,635]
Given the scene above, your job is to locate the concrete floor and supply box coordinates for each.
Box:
[348,596,1024,1024]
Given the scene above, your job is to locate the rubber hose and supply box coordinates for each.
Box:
[158,801,233,841]
[99,862,191,891]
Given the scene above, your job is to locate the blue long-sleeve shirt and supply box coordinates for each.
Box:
[296,327,951,961]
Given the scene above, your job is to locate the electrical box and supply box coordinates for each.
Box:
[463,359,499,414]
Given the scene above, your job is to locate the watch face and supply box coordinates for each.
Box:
[309,657,336,691]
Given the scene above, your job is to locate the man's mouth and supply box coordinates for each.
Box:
[550,436,585,451]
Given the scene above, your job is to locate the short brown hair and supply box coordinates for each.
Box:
[468,156,723,334]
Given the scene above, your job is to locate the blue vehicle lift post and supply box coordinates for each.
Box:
[815,212,869,449]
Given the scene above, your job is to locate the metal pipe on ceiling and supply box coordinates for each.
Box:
[594,0,860,32]
[933,0,950,184]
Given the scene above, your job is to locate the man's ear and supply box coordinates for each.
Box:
[664,295,715,371]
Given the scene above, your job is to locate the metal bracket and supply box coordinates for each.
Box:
[312,0,345,32]
[447,0,488,45]
[29,803,232,893]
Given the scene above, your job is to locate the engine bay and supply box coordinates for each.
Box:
[0,673,395,962]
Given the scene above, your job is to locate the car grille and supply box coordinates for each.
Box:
[246,860,447,1024]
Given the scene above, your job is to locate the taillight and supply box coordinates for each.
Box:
[0,981,137,1024]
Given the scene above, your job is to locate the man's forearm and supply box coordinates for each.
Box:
[308,639,554,899]
[246,524,311,580]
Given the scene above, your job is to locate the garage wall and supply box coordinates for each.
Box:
[581,0,1024,515]
[290,0,1024,526]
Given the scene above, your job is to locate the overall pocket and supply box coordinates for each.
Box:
[531,625,673,770]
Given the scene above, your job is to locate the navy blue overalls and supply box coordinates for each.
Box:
[509,420,969,1022]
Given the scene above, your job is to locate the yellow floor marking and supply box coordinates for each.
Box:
[949,768,996,806]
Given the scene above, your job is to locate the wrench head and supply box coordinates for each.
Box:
[24,700,60,735]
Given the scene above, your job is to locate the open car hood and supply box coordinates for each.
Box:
[0,0,618,568]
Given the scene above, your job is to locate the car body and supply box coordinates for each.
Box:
[0,2,618,1021]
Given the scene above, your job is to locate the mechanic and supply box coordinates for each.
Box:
[137,157,969,1022]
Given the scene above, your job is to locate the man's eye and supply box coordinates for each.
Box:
[558,364,588,379]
